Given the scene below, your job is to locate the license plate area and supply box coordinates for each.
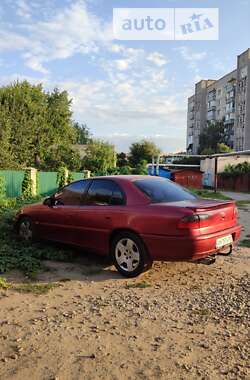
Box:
[216,234,233,249]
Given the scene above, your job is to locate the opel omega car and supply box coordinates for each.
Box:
[15,175,241,277]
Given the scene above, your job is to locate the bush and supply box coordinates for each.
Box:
[0,176,6,199]
[0,198,75,277]
[67,171,74,184]
[0,198,17,209]
[57,166,67,188]
[132,160,148,175]
[22,170,33,199]
[119,166,133,175]
[221,161,250,177]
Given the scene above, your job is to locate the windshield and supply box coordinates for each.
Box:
[134,178,197,203]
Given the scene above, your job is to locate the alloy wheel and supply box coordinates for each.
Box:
[19,219,33,241]
[115,238,140,272]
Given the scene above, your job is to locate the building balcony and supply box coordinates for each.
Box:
[207,105,216,112]
[224,113,235,125]
[226,92,235,101]
[207,90,216,101]
[225,106,235,113]
[207,111,216,120]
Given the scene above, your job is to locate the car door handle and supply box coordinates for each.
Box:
[105,216,111,220]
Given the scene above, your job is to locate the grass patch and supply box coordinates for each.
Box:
[0,197,75,278]
[189,188,232,201]
[0,277,11,289]
[126,282,151,289]
[236,200,250,207]
[0,276,60,294]
[13,282,60,295]
[239,239,250,248]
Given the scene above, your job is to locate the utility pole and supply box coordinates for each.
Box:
[214,157,218,193]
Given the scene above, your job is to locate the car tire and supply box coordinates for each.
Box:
[111,231,152,278]
[17,216,35,242]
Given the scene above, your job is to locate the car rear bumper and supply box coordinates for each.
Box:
[142,225,241,261]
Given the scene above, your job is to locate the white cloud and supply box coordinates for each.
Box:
[22,53,49,75]
[0,2,188,152]
[147,52,169,67]
[0,30,29,51]
[114,59,130,71]
[16,0,32,19]
[0,1,111,73]
[176,46,207,62]
[96,133,185,153]
[175,46,207,73]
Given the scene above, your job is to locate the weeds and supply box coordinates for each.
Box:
[13,282,60,295]
[126,282,151,289]
[0,198,75,277]
[239,239,250,248]
[0,277,11,289]
[0,276,60,294]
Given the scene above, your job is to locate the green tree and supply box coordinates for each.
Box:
[129,140,161,167]
[132,160,148,175]
[173,156,200,165]
[217,143,232,153]
[0,108,16,168]
[0,81,78,170]
[119,165,133,175]
[117,152,128,167]
[73,123,91,144]
[43,145,81,171]
[199,121,232,154]
[82,139,116,174]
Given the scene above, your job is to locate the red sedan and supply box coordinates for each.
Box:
[16,175,241,277]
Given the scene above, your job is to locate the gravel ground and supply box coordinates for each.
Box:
[0,209,249,380]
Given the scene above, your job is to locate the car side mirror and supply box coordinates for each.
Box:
[43,196,55,207]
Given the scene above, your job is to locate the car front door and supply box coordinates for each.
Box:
[36,180,91,243]
[65,179,126,255]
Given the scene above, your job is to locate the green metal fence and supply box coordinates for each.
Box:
[0,170,86,198]
[72,172,84,181]
[0,170,25,198]
[38,171,58,196]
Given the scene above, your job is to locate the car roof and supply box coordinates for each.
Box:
[89,175,163,182]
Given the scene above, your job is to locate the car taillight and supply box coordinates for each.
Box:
[178,214,209,229]
[234,207,238,219]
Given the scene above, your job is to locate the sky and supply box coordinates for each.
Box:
[0,0,249,153]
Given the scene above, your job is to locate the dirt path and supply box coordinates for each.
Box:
[0,212,249,380]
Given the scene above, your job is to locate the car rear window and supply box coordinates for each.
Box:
[134,178,197,203]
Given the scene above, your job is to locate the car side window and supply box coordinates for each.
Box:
[85,180,125,206]
[56,180,90,206]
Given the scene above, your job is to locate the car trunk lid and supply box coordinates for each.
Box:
[177,198,237,234]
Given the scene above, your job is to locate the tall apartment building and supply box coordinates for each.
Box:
[186,48,250,154]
